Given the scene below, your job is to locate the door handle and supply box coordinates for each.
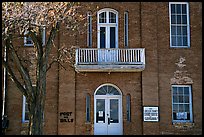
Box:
[108,118,110,125]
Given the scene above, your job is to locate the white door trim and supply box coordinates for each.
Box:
[94,84,123,135]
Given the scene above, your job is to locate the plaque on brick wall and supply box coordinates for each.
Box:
[143,106,159,122]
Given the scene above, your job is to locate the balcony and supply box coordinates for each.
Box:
[75,48,145,72]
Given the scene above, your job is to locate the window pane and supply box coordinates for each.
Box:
[110,99,119,123]
[179,104,184,112]
[173,104,179,112]
[171,26,176,35]
[173,95,178,103]
[109,12,116,23]
[99,12,106,23]
[26,37,33,45]
[172,36,177,46]
[86,94,91,122]
[176,4,181,14]
[183,36,188,46]
[171,4,176,14]
[184,96,189,103]
[177,15,181,24]
[177,26,182,35]
[182,15,187,24]
[178,95,184,103]
[182,26,187,35]
[126,95,131,122]
[177,36,182,46]
[110,27,116,48]
[184,87,189,95]
[25,113,29,121]
[100,27,106,48]
[96,99,105,123]
[182,4,187,14]
[88,14,92,47]
[171,15,176,24]
[184,104,189,112]
[124,12,128,47]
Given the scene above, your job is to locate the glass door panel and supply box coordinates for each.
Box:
[110,99,119,123]
[96,99,105,123]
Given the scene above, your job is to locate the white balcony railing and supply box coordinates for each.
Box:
[75,48,145,72]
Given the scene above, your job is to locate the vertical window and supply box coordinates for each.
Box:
[87,12,92,47]
[86,94,91,122]
[126,94,131,122]
[169,2,190,48]
[124,11,128,47]
[22,95,29,123]
[24,27,46,46]
[97,9,118,49]
[172,85,193,122]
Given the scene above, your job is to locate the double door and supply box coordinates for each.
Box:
[94,96,122,135]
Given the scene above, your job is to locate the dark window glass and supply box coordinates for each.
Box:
[126,95,131,122]
[99,12,106,23]
[182,4,187,14]
[109,12,116,23]
[172,85,192,122]
[87,13,92,47]
[171,4,175,14]
[100,27,106,48]
[86,94,91,122]
[110,27,116,48]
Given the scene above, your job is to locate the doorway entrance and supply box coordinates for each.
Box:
[94,84,123,135]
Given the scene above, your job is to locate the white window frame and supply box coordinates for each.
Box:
[22,95,29,123]
[97,8,118,49]
[24,27,46,46]
[169,2,190,48]
[171,85,193,123]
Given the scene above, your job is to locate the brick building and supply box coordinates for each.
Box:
[2,2,202,135]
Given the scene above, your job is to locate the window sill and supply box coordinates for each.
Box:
[173,122,194,129]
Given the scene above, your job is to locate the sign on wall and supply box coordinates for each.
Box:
[59,112,74,123]
[143,106,159,122]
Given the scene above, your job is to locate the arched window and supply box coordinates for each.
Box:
[95,85,120,95]
[97,8,118,49]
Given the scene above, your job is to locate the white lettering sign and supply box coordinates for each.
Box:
[143,107,159,122]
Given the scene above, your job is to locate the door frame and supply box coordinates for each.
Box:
[94,84,123,135]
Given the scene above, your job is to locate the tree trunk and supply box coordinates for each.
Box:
[28,88,45,135]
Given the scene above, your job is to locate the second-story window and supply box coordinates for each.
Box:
[169,2,190,48]
[24,27,46,47]
[87,12,92,48]
[97,8,118,49]
[124,11,128,48]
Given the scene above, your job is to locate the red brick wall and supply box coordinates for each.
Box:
[4,2,202,135]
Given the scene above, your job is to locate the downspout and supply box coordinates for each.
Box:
[2,34,9,135]
[2,2,9,126]
[140,2,143,135]
[2,43,8,119]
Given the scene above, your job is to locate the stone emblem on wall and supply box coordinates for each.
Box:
[171,56,193,84]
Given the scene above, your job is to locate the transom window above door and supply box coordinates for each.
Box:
[96,85,120,95]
